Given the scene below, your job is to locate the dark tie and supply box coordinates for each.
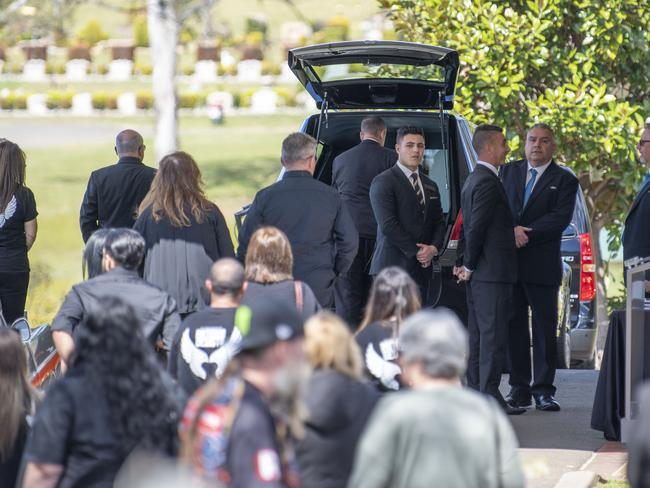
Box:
[410,173,424,209]
[522,168,538,208]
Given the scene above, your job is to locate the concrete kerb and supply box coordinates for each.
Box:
[553,470,599,488]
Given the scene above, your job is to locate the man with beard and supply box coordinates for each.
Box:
[180,300,306,488]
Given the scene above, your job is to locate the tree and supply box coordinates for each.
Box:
[380,0,650,326]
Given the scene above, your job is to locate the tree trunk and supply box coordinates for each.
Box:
[147,0,179,163]
[591,220,610,368]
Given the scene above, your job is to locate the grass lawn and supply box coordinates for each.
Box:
[6,113,308,324]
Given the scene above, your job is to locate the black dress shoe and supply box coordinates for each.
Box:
[534,394,561,412]
[503,403,526,415]
[505,393,532,409]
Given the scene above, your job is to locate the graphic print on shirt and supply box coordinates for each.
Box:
[365,338,401,391]
[256,448,282,482]
[0,195,16,228]
[180,326,242,380]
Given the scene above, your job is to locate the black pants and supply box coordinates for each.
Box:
[334,237,375,330]
[508,281,558,397]
[0,272,30,324]
[466,280,513,403]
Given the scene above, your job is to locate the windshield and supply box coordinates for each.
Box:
[309,62,446,84]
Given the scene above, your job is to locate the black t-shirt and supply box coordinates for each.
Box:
[168,307,240,396]
[355,321,402,392]
[23,366,124,488]
[0,186,38,272]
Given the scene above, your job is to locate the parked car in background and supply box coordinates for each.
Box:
[236,40,596,368]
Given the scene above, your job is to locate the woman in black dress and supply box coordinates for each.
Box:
[355,266,421,391]
[134,151,234,317]
[0,139,37,325]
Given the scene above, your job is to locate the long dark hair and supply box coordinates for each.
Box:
[74,296,179,455]
[0,139,26,213]
[138,151,215,227]
[0,329,36,460]
[358,266,421,336]
[82,228,111,279]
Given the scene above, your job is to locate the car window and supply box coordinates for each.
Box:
[422,148,450,213]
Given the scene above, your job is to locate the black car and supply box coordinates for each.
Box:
[236,40,593,367]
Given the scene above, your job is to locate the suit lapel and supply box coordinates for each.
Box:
[626,178,650,222]
[392,165,419,208]
[514,160,527,210]
[523,161,557,211]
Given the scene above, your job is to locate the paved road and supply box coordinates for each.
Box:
[501,370,606,487]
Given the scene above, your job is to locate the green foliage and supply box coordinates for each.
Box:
[76,19,108,47]
[91,92,117,110]
[133,14,149,48]
[380,0,650,252]
[312,14,350,43]
[136,90,153,109]
[45,63,66,75]
[46,91,74,109]
[261,60,281,76]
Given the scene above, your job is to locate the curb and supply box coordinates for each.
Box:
[553,470,599,488]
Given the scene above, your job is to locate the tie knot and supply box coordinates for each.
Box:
[530,168,538,176]
[410,173,418,182]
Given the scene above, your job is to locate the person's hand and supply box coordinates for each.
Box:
[453,265,463,277]
[645,280,650,294]
[416,244,438,268]
[514,226,532,248]
[456,267,472,283]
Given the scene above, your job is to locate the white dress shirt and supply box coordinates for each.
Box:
[396,160,424,197]
[476,160,499,176]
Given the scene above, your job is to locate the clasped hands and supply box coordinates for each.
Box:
[514,226,532,248]
[416,243,438,268]
[453,266,472,283]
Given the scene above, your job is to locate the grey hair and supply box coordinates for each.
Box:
[281,132,317,166]
[399,308,468,379]
[115,130,144,156]
[527,123,555,140]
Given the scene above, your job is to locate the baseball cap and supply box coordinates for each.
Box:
[235,300,304,352]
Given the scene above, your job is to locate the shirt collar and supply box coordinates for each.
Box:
[282,170,312,178]
[117,156,144,165]
[476,160,499,176]
[396,160,419,178]
[527,160,552,176]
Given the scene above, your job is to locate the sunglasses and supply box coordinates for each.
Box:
[640,140,650,146]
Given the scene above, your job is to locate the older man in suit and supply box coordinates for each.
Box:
[369,126,446,305]
[456,124,522,415]
[501,123,578,412]
[332,116,397,327]
[623,122,650,293]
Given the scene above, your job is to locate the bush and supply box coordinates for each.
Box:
[274,87,297,107]
[237,88,256,108]
[218,64,237,76]
[77,20,108,47]
[133,15,149,47]
[245,16,268,37]
[46,91,73,109]
[45,63,65,75]
[134,63,153,75]
[179,93,198,109]
[0,94,15,110]
[14,94,27,109]
[91,92,117,110]
[181,65,194,76]
[136,91,153,109]
[245,31,265,48]
[261,61,281,76]
[95,64,109,75]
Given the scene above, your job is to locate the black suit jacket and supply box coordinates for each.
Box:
[332,140,397,238]
[236,170,358,307]
[501,160,578,286]
[369,164,446,276]
[623,177,650,272]
[458,164,516,284]
[79,157,156,242]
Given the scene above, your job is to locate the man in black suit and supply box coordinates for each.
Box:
[369,126,445,304]
[456,124,523,415]
[332,116,396,327]
[79,130,155,242]
[623,122,650,293]
[236,132,358,310]
[501,123,578,412]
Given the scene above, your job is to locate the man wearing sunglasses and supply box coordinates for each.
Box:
[622,122,650,293]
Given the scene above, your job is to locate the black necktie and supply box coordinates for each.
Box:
[410,173,424,209]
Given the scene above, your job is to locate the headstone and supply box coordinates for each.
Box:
[117,92,137,115]
[250,88,277,114]
[72,92,93,115]
[280,63,296,83]
[280,21,312,48]
[296,92,317,111]
[22,59,47,81]
[206,91,234,114]
[237,59,262,83]
[27,94,48,115]
[194,60,218,82]
[107,59,133,81]
[220,49,236,68]
[65,59,89,81]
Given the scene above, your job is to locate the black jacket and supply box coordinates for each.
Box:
[501,160,578,286]
[458,164,517,283]
[296,369,379,488]
[51,267,180,350]
[369,164,446,276]
[332,140,397,238]
[236,170,358,308]
[80,157,156,242]
[623,178,650,267]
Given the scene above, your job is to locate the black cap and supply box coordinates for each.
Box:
[235,300,304,352]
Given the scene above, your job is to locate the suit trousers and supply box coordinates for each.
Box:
[466,280,513,402]
[508,281,558,397]
[334,237,375,330]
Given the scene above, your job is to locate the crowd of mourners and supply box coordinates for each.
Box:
[1,127,526,488]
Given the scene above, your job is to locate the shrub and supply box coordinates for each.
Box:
[134,63,153,75]
[261,61,281,76]
[14,94,27,109]
[181,65,194,76]
[91,92,107,110]
[245,16,268,37]
[275,87,297,107]
[245,31,265,48]
[218,64,237,76]
[46,91,73,109]
[238,88,256,108]
[0,94,15,110]
[45,63,65,75]
[136,91,153,109]
[179,93,198,109]
[133,15,149,47]
[95,64,109,75]
[77,20,108,47]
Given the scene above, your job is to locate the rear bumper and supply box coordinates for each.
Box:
[570,326,597,361]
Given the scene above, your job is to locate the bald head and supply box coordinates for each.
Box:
[208,258,245,298]
[115,130,145,159]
